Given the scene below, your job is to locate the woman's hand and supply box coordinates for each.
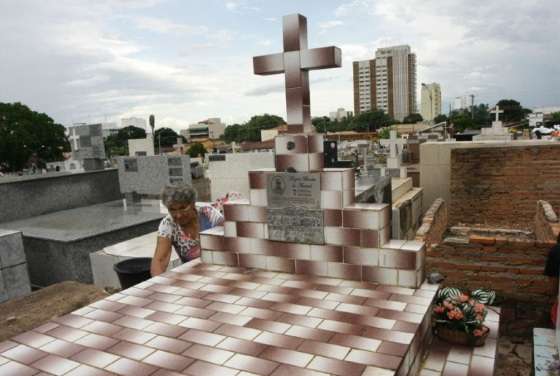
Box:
[151,236,172,276]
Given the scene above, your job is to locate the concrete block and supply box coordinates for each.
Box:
[0,230,26,267]
[0,269,9,303]
[1,264,31,300]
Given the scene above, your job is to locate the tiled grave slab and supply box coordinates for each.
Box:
[533,328,558,376]
[420,307,501,376]
[0,260,437,376]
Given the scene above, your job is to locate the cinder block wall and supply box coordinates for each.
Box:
[450,145,560,230]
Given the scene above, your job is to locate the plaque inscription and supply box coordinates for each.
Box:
[267,172,324,244]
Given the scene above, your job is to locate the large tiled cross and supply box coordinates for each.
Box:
[253,14,342,134]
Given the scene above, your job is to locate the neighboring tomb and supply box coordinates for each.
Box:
[0,169,121,223]
[419,140,559,214]
[0,230,31,303]
[473,105,512,142]
[128,134,155,156]
[67,123,107,171]
[117,155,192,200]
[0,200,164,286]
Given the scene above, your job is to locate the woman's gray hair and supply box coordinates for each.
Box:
[161,183,198,208]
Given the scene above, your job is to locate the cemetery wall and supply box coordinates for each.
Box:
[0,169,121,223]
[419,140,558,214]
[427,235,555,334]
[415,198,447,252]
[535,200,560,242]
[449,144,560,230]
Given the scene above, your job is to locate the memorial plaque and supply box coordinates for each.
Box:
[267,172,324,244]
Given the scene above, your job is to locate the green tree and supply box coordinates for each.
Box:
[496,99,531,123]
[433,114,448,124]
[187,142,207,158]
[403,113,423,124]
[0,102,69,172]
[449,110,475,132]
[104,125,146,157]
[378,127,390,139]
[350,110,395,132]
[223,114,285,143]
[118,125,146,140]
[154,127,179,148]
[551,112,560,124]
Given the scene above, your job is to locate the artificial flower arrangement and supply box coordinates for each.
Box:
[432,287,496,346]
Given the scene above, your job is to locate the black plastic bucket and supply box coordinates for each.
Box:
[113,257,152,289]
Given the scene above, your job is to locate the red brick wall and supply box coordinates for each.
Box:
[416,198,447,253]
[450,145,560,230]
[535,200,560,242]
[427,235,555,303]
[426,234,556,334]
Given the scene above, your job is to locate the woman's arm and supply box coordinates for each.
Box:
[151,236,173,276]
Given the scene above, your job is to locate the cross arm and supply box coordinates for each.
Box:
[301,46,342,70]
[253,53,284,75]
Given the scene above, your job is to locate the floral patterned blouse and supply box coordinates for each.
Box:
[157,193,240,263]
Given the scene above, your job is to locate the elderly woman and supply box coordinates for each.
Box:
[151,183,224,276]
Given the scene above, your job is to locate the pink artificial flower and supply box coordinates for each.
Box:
[458,294,469,302]
[474,303,485,313]
[433,306,445,314]
[447,309,464,320]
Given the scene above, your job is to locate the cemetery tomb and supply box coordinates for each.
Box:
[117,155,192,198]
[473,105,512,142]
[0,14,441,376]
[1,200,165,286]
[67,123,107,171]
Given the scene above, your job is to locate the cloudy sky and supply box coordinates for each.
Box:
[1,0,559,131]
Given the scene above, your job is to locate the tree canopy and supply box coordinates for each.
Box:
[312,110,394,134]
[0,102,69,172]
[448,104,491,132]
[187,142,207,158]
[433,114,448,124]
[403,113,423,124]
[154,127,181,148]
[104,125,146,158]
[496,99,532,123]
[223,114,284,143]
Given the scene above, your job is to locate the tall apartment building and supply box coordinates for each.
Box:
[420,83,442,121]
[453,95,473,111]
[353,45,417,122]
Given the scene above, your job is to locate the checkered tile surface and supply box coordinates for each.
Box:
[0,261,437,375]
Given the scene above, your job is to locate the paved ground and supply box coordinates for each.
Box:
[496,335,533,376]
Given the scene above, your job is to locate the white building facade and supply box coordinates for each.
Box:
[181,118,225,142]
[329,108,353,121]
[420,83,442,121]
[121,117,148,130]
[353,45,417,122]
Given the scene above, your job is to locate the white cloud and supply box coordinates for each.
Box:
[319,20,343,30]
